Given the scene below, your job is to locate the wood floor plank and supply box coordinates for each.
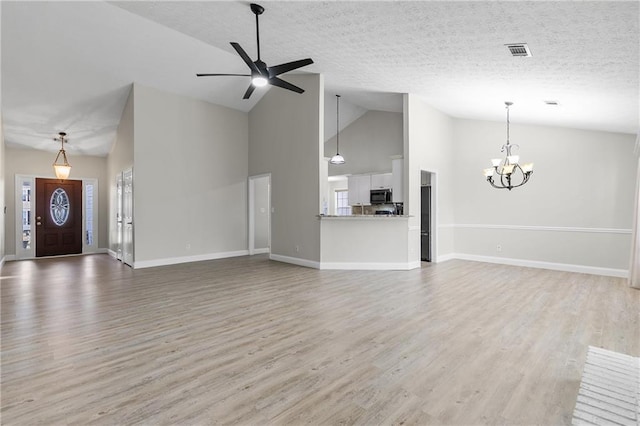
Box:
[1,254,638,425]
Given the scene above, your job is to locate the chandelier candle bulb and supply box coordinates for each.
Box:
[501,164,515,175]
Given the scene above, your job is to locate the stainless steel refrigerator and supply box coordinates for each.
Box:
[421,186,431,262]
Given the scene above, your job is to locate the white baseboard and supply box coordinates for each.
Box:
[441,253,629,278]
[269,254,321,269]
[134,250,250,269]
[107,249,118,259]
[4,255,16,262]
[319,261,421,271]
[0,256,5,269]
[436,253,457,263]
[251,248,270,255]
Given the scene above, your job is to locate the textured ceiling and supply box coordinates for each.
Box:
[2,1,638,156]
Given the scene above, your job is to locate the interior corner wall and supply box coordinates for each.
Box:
[3,147,109,255]
[325,110,403,176]
[107,85,134,254]
[132,83,248,265]
[248,74,323,264]
[405,94,456,263]
[253,175,269,250]
[0,115,5,264]
[452,119,637,272]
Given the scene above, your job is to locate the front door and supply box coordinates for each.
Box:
[35,178,83,257]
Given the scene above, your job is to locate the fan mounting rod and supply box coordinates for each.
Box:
[251,3,264,61]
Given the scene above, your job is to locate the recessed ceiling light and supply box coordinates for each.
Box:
[505,43,532,57]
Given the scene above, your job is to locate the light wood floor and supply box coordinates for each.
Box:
[1,255,638,425]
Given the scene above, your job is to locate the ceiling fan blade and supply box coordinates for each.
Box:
[268,58,314,77]
[196,73,251,77]
[230,42,260,73]
[243,84,257,100]
[268,77,304,94]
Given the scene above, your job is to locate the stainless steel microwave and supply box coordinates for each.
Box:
[370,189,392,204]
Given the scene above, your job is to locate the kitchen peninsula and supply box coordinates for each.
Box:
[318,214,416,270]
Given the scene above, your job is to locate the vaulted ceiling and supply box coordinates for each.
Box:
[2,1,638,156]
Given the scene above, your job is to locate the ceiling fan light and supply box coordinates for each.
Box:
[252,76,268,87]
[330,153,345,165]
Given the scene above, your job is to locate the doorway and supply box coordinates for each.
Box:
[35,178,83,257]
[122,169,134,267]
[420,170,435,262]
[248,174,271,255]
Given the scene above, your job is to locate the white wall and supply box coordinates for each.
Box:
[325,110,403,176]
[107,86,134,254]
[452,119,637,274]
[3,147,109,255]
[405,94,456,263]
[132,84,249,265]
[248,74,323,265]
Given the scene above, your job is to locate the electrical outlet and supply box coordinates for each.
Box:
[295,245,300,253]
[496,244,502,252]
[186,243,191,250]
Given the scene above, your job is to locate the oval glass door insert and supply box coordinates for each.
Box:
[50,188,70,226]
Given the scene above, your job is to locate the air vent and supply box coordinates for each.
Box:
[505,43,532,57]
[544,100,559,106]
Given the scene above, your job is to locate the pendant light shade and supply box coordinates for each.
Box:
[53,132,71,180]
[330,94,345,165]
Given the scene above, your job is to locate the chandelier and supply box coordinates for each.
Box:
[483,102,533,190]
[53,132,72,180]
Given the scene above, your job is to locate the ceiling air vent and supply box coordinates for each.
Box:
[544,100,559,106]
[505,43,532,57]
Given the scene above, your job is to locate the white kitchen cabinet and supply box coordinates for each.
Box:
[370,173,392,189]
[348,174,371,206]
[392,158,403,202]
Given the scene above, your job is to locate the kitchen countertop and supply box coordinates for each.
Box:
[317,214,411,219]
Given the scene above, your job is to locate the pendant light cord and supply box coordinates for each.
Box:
[336,94,341,154]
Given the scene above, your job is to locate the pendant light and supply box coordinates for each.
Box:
[53,132,72,180]
[330,94,345,165]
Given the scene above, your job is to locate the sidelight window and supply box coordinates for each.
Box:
[21,182,32,249]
